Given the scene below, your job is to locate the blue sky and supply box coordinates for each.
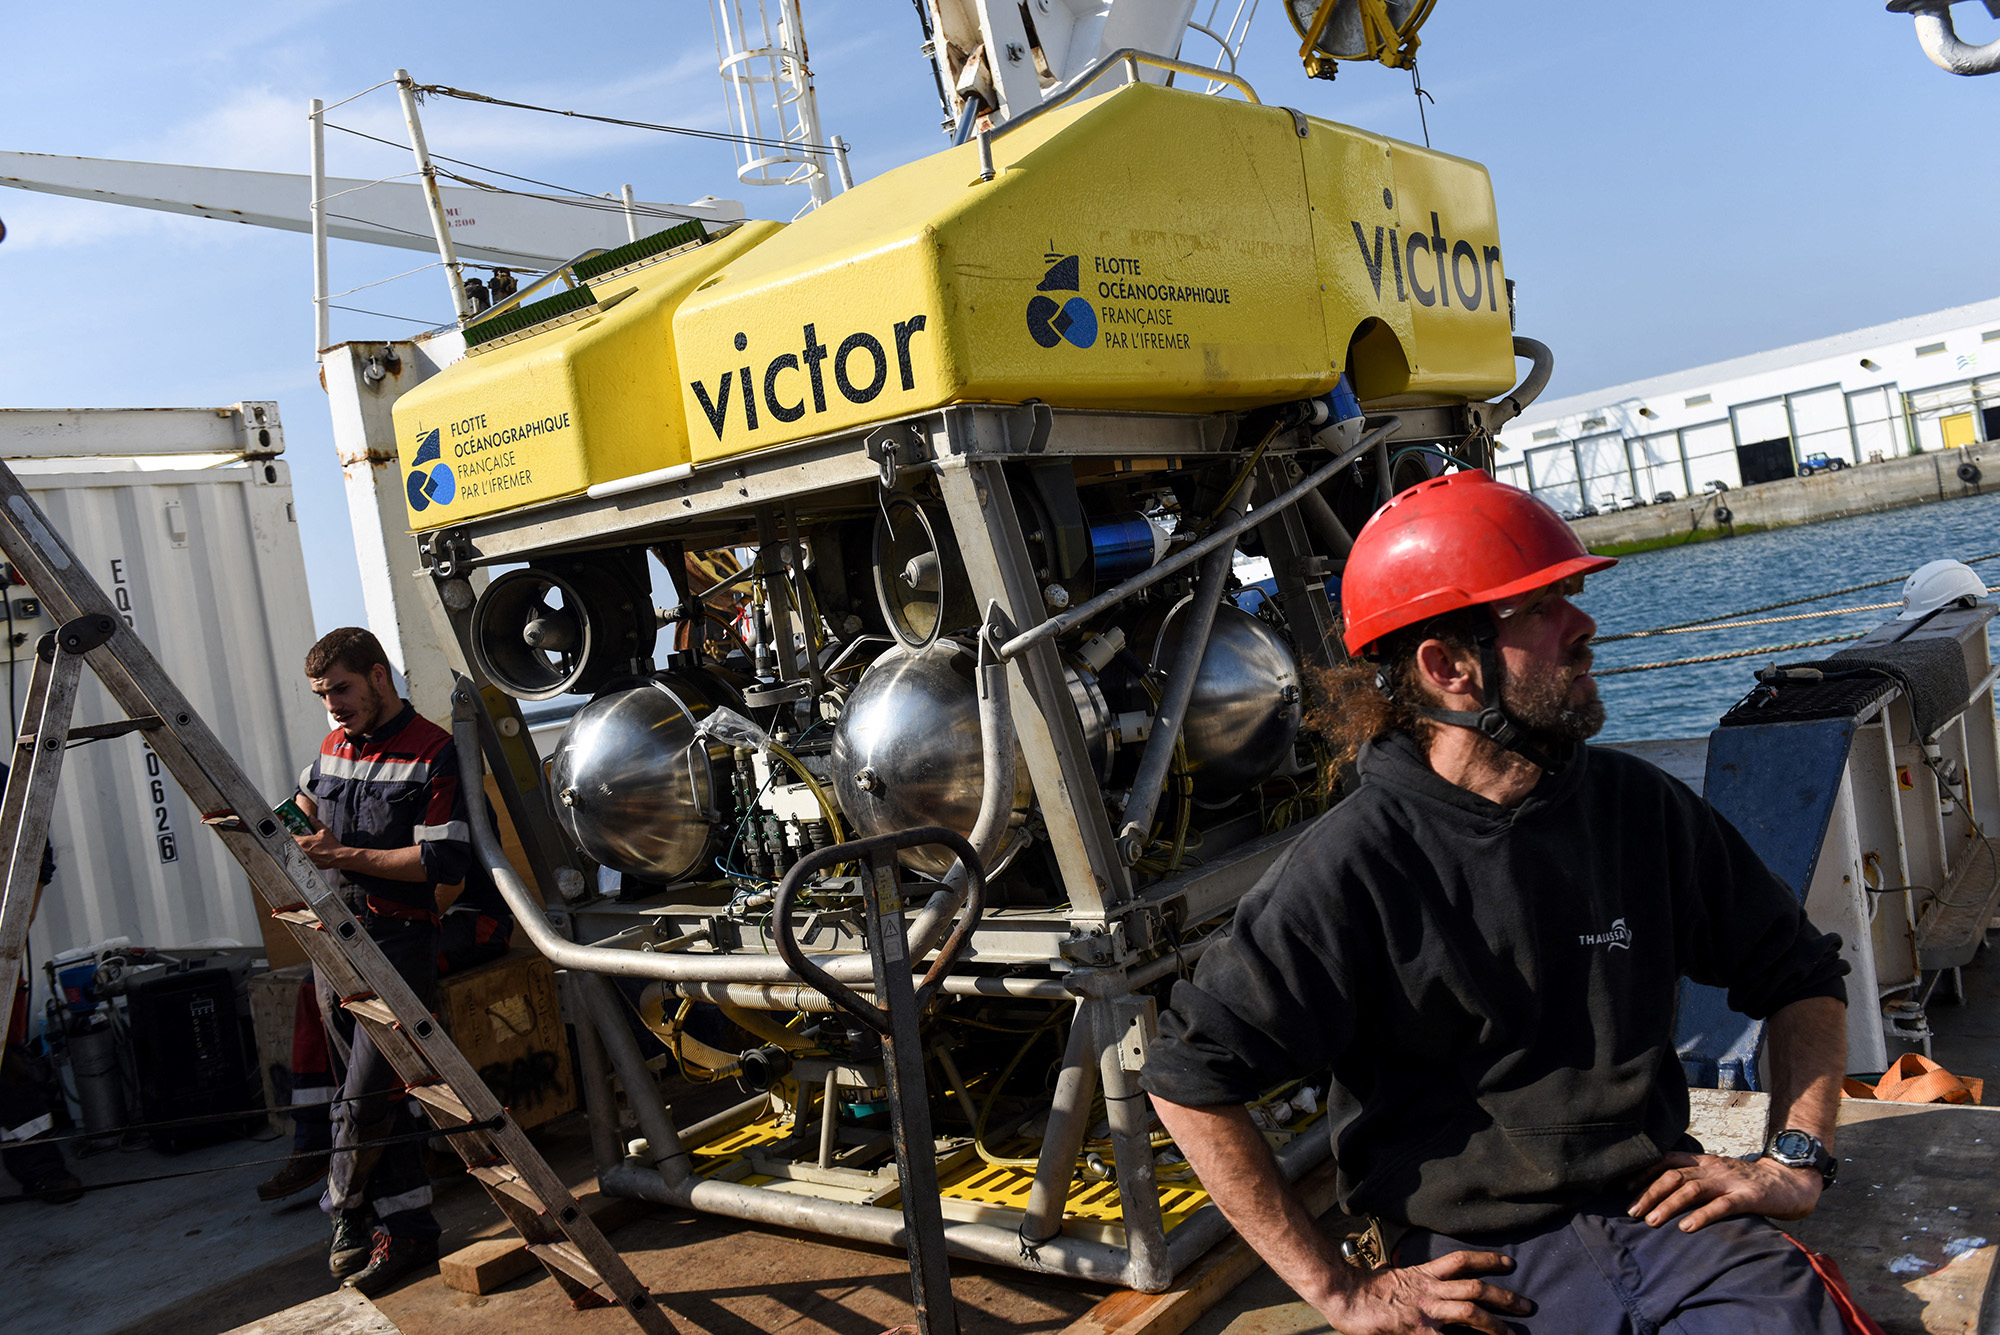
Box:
[1,2,1993,636]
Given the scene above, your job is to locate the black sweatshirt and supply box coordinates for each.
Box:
[1142,732,1848,1236]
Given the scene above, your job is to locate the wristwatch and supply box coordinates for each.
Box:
[1764,1129,1837,1189]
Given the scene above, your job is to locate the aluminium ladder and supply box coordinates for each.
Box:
[0,461,672,1331]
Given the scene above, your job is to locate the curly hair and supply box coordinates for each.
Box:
[1306,608,1483,771]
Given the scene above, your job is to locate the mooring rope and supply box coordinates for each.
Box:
[1595,600,1904,642]
[1594,549,2000,644]
[1596,631,1870,677]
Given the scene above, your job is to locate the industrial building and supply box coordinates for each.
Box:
[1494,296,2000,515]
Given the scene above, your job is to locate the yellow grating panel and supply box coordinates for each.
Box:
[691,1115,794,1172]
[934,1142,1214,1233]
[683,1108,1323,1235]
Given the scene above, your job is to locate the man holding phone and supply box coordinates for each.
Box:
[291,627,471,1297]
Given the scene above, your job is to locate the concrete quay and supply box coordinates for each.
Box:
[1570,446,1993,555]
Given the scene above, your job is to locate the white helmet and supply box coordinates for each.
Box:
[1898,559,1988,620]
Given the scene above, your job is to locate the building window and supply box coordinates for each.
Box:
[1532,428,1558,442]
[1685,393,1711,408]
[1916,342,1946,356]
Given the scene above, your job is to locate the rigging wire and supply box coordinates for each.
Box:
[1595,631,1869,677]
[325,261,444,301]
[322,120,707,226]
[312,78,400,116]
[415,83,843,159]
[1595,599,1908,643]
[324,303,444,326]
[1596,550,2000,644]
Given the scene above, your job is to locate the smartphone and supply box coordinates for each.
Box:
[274,797,316,836]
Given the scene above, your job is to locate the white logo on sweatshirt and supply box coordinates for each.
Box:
[1579,917,1632,950]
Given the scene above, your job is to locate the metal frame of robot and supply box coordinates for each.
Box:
[417,393,1512,1291]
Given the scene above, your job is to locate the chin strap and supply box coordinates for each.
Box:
[1398,619,1571,776]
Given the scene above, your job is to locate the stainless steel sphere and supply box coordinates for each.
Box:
[550,673,739,882]
[832,639,1112,876]
[1149,602,1302,797]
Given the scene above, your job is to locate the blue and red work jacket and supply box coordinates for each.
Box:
[299,703,472,922]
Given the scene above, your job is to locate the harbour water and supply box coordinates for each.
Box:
[1587,489,2000,745]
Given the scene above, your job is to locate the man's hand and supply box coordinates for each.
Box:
[1310,1251,1530,1335]
[1629,1151,1822,1232]
[293,828,347,871]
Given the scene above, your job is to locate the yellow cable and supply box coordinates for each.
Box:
[765,740,844,841]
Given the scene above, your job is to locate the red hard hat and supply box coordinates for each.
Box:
[1340,470,1615,655]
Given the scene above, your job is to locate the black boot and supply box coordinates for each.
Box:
[329,1209,375,1280]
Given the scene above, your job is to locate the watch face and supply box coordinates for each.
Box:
[1773,1130,1816,1161]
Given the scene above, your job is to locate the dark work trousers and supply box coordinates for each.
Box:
[315,912,441,1241]
[289,979,334,1155]
[1397,1198,1846,1334]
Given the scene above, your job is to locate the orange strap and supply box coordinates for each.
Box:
[1781,1233,1888,1335]
[1853,1053,1984,1106]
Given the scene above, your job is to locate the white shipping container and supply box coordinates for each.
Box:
[1,408,326,1027]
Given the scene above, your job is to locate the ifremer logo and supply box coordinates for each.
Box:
[1026,253,1097,350]
[406,429,456,513]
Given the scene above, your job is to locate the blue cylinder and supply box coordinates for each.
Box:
[1088,513,1161,585]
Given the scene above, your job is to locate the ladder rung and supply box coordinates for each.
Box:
[343,995,396,1027]
[468,1162,546,1213]
[272,906,320,927]
[528,1240,606,1291]
[407,1081,472,1124]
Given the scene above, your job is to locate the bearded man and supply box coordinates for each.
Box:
[292,627,471,1297]
[1142,471,1857,1334]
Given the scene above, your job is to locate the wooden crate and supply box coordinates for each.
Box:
[436,947,576,1129]
[247,962,313,1136]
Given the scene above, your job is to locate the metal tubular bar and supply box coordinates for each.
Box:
[932,1044,983,1139]
[678,1094,770,1150]
[1299,484,1353,558]
[1000,420,1396,661]
[817,1069,839,1169]
[599,1161,1140,1285]
[675,971,1073,1011]
[756,507,802,683]
[394,68,472,320]
[1252,458,1341,670]
[1018,1001,1101,1247]
[575,970,691,1184]
[564,971,623,1175]
[936,457,1130,912]
[309,99,330,350]
[984,47,1260,147]
[619,183,640,242]
[1115,492,1246,864]
[1097,1007,1169,1291]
